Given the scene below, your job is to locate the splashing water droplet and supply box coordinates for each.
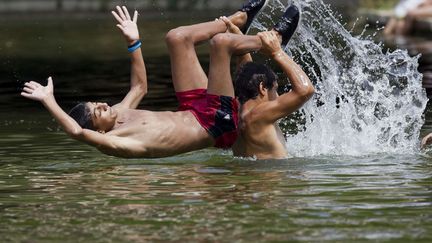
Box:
[253,0,428,156]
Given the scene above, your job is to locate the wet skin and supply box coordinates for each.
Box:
[85,102,214,158]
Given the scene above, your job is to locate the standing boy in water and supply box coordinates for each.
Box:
[226,6,315,159]
[21,1,283,158]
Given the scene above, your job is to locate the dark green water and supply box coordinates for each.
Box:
[1,15,432,242]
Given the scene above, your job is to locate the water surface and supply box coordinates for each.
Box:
[1,110,432,241]
[1,2,432,242]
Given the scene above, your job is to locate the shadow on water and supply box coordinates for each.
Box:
[3,56,180,110]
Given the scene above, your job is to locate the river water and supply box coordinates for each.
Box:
[1,0,432,242]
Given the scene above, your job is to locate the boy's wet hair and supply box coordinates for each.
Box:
[68,102,95,130]
[235,62,277,104]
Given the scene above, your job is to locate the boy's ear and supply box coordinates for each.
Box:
[258,82,267,96]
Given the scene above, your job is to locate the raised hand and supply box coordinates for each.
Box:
[111,6,139,45]
[21,77,54,102]
[257,31,283,57]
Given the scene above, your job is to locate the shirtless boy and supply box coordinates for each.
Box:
[229,5,315,159]
[20,1,272,158]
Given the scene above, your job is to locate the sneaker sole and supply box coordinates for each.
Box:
[244,0,270,34]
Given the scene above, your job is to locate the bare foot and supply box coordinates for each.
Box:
[228,11,247,30]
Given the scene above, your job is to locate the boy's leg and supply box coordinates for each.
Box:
[207,33,262,97]
[207,4,300,97]
[165,12,246,92]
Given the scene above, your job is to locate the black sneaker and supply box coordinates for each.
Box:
[274,5,300,47]
[239,0,269,34]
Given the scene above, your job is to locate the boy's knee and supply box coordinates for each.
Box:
[165,27,191,46]
[210,33,232,49]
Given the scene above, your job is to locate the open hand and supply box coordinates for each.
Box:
[257,31,283,57]
[112,6,139,45]
[21,77,54,102]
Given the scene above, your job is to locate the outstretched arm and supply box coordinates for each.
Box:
[20,78,133,153]
[112,6,148,109]
[254,31,314,123]
[21,78,83,136]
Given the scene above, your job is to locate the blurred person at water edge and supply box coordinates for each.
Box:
[221,5,315,159]
[384,0,432,35]
[421,133,432,148]
[20,1,310,159]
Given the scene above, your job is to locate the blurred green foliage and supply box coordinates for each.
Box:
[166,0,210,10]
[360,0,400,10]
[3,0,215,11]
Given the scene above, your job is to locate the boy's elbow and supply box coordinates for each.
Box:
[306,86,315,98]
[67,127,83,139]
[134,84,148,96]
[298,85,315,101]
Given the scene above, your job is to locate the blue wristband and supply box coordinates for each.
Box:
[128,40,141,53]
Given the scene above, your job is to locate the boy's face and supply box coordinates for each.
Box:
[86,102,117,132]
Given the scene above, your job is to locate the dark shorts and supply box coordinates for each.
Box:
[176,89,239,149]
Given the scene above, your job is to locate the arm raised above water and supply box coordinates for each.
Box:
[112,6,148,109]
[253,31,315,124]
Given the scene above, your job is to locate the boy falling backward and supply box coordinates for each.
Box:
[17,2,255,158]
[21,6,239,158]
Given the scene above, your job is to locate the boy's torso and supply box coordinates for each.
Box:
[106,109,214,157]
[233,114,288,159]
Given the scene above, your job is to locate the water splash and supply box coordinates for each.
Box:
[253,0,428,156]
